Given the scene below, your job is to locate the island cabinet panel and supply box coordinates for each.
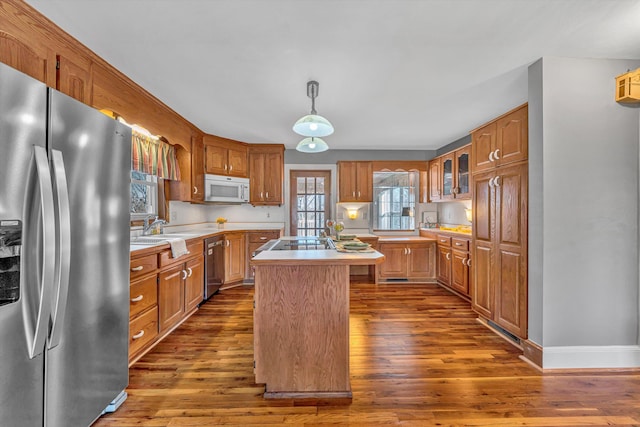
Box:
[245,230,282,283]
[254,265,350,396]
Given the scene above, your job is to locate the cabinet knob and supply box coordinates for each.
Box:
[182,269,188,280]
[358,191,361,198]
[446,252,451,260]
[489,151,495,162]
[193,186,198,195]
[494,149,500,160]
[229,164,233,171]
[352,191,356,197]
[467,259,471,266]
[266,191,269,198]
[187,267,193,277]
[494,175,501,187]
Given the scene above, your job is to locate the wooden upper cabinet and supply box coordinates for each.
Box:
[204,136,248,178]
[338,161,372,202]
[454,145,471,199]
[249,145,284,206]
[56,54,92,104]
[428,159,441,202]
[0,30,55,86]
[191,134,205,202]
[471,104,527,173]
[496,104,528,168]
[441,152,455,200]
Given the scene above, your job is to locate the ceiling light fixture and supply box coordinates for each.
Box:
[295,137,329,153]
[293,80,334,138]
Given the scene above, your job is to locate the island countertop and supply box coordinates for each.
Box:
[251,249,384,266]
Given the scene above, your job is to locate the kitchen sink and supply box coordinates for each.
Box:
[131,233,199,244]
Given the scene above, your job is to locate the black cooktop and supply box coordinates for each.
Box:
[270,238,335,251]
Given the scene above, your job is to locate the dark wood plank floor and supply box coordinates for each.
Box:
[95,283,640,426]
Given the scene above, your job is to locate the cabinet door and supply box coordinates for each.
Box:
[249,153,265,203]
[158,264,185,333]
[184,256,204,312]
[407,243,435,279]
[494,163,528,338]
[263,151,283,204]
[471,122,496,173]
[338,162,357,202]
[436,245,451,285]
[454,145,471,199]
[224,233,245,283]
[471,171,496,319]
[428,159,441,202]
[227,146,248,177]
[56,54,92,104]
[450,249,469,297]
[496,105,528,168]
[204,145,227,175]
[0,30,54,85]
[441,153,455,200]
[377,243,407,278]
[355,162,373,201]
[191,135,205,202]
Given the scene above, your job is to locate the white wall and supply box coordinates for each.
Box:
[529,57,640,368]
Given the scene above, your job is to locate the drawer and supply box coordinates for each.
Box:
[159,240,204,267]
[130,275,158,319]
[452,238,469,251]
[248,231,280,243]
[130,253,158,280]
[129,305,158,357]
[436,235,451,247]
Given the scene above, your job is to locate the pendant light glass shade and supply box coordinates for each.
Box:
[296,137,329,153]
[293,114,334,137]
[292,80,334,137]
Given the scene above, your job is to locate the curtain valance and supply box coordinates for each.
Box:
[131,130,181,181]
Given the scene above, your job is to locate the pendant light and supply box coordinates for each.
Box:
[293,80,334,138]
[296,137,329,153]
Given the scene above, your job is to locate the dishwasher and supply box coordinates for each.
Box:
[203,235,225,302]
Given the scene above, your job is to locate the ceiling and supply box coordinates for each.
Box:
[24,0,640,151]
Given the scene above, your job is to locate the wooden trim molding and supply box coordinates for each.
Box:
[522,339,543,369]
[372,160,428,172]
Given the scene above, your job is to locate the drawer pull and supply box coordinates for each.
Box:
[440,239,447,243]
[132,330,145,340]
[131,295,144,302]
[187,267,193,277]
[455,242,462,246]
[260,237,267,240]
[467,259,472,266]
[446,252,451,260]
[131,266,144,272]
[182,270,188,280]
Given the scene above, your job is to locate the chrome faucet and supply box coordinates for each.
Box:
[142,215,167,235]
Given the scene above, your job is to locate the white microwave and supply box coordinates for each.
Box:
[204,174,250,203]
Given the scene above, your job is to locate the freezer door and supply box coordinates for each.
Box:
[44,90,132,427]
[0,63,49,427]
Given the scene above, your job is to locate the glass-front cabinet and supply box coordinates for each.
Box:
[437,144,471,201]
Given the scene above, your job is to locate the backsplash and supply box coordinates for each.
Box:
[168,201,286,226]
[437,200,472,226]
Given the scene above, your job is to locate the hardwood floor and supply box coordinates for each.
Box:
[95,283,640,426]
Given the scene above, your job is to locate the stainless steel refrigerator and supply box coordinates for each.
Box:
[0,62,131,426]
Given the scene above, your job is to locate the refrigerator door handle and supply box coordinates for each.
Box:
[48,149,71,349]
[28,146,56,359]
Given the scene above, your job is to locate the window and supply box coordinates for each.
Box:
[372,171,417,231]
[130,171,158,220]
[290,170,331,237]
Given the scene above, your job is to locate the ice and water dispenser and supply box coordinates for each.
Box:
[0,220,21,306]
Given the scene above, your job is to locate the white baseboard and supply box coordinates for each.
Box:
[543,345,640,369]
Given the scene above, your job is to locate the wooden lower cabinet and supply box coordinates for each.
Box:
[245,230,282,283]
[376,241,435,283]
[129,239,205,365]
[223,232,245,285]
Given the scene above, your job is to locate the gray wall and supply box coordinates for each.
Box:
[285,149,435,164]
[528,57,640,348]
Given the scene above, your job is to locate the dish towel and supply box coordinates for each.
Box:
[168,238,188,258]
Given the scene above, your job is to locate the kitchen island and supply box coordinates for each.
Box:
[251,237,384,400]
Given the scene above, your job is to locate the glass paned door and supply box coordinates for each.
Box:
[290,170,331,237]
